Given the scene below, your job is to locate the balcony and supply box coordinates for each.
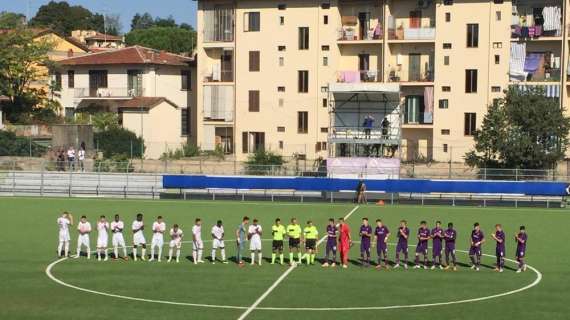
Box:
[387,16,435,41]
[387,68,434,83]
[336,70,381,83]
[511,5,562,40]
[203,70,234,83]
[203,6,235,44]
[329,126,400,145]
[74,87,144,99]
[203,85,234,122]
[337,17,383,42]
[509,47,561,83]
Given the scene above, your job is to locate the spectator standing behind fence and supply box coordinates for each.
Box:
[57,149,65,171]
[67,146,76,171]
[355,180,367,204]
[363,114,375,139]
[78,142,86,172]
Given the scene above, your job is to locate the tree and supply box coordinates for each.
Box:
[104,14,122,36]
[131,12,154,30]
[0,11,26,28]
[465,87,570,170]
[0,28,59,123]
[154,15,177,28]
[125,27,195,54]
[30,1,105,35]
[245,150,286,175]
[94,127,145,159]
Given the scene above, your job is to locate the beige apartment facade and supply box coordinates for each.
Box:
[196,0,568,162]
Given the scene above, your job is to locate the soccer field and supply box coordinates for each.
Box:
[0,197,568,320]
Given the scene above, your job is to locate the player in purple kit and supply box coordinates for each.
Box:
[469,222,485,271]
[514,226,527,273]
[373,219,390,269]
[431,221,444,270]
[491,224,506,273]
[322,218,338,267]
[359,218,373,267]
[414,221,430,269]
[443,222,457,271]
[394,220,409,269]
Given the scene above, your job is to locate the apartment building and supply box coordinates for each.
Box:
[55,46,196,159]
[196,0,567,162]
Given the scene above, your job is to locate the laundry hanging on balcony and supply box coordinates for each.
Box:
[423,87,434,124]
[509,43,526,81]
[523,53,543,73]
[542,6,561,33]
[512,84,560,98]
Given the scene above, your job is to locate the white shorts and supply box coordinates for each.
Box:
[77,234,90,248]
[112,233,126,247]
[152,235,164,247]
[133,232,146,246]
[192,240,203,251]
[97,235,108,248]
[59,230,70,242]
[170,239,182,249]
[250,238,262,251]
[213,239,225,249]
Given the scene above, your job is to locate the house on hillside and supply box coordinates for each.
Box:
[71,30,125,51]
[54,46,196,159]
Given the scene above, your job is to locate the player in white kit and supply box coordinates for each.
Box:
[132,213,147,261]
[211,220,228,264]
[248,219,263,265]
[96,215,110,261]
[192,218,204,264]
[57,212,73,257]
[111,214,128,260]
[75,215,92,259]
[149,216,166,262]
[168,224,184,263]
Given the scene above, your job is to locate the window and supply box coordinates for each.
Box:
[278,4,286,10]
[494,55,500,64]
[465,69,478,93]
[277,126,285,132]
[298,70,309,93]
[466,24,479,48]
[491,86,501,92]
[321,86,328,93]
[443,144,448,153]
[181,70,191,90]
[405,96,424,124]
[242,132,265,153]
[443,0,453,5]
[278,45,286,51]
[323,56,328,66]
[321,127,328,133]
[323,15,328,24]
[321,45,330,51]
[464,113,476,136]
[496,11,501,21]
[248,90,260,112]
[442,86,451,92]
[278,98,284,107]
[444,56,450,65]
[316,142,327,151]
[249,51,260,72]
[493,42,502,48]
[88,70,108,92]
[445,12,451,22]
[279,16,285,25]
[67,70,74,88]
[54,72,62,90]
[181,108,189,136]
[493,0,503,3]
[439,99,449,109]
[279,141,284,149]
[443,43,452,49]
[299,27,309,50]
[321,2,331,9]
[279,57,284,66]
[298,111,308,133]
[277,86,285,92]
[322,98,328,108]
[244,12,260,32]
[441,129,450,135]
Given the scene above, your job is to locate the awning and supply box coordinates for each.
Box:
[328,83,400,102]
[512,84,560,98]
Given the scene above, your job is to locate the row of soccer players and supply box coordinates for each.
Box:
[57,212,529,272]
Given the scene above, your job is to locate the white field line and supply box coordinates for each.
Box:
[236,206,360,320]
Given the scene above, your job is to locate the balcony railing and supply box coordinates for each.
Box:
[203,110,234,122]
[336,70,381,83]
[329,126,400,143]
[387,69,434,83]
[203,70,234,83]
[388,27,435,40]
[74,87,144,98]
[511,6,562,39]
[404,113,433,125]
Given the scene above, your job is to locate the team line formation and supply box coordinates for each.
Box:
[56,212,529,273]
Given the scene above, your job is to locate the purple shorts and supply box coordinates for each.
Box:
[469,246,482,256]
[360,240,371,252]
[516,248,526,258]
[326,238,337,251]
[396,242,408,254]
[432,244,442,257]
[445,243,455,253]
[416,242,428,254]
[496,246,505,257]
[376,242,387,254]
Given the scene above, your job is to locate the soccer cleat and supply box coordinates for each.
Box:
[342,264,348,269]
[330,262,336,267]
[494,267,499,272]
[523,265,527,272]
[393,263,400,269]
[104,256,108,262]
[439,265,444,270]
[444,265,450,270]
[157,258,161,262]
[413,265,421,269]
[499,268,504,273]
[212,262,216,265]
[198,260,205,263]
[167,258,172,263]
[423,265,428,270]
[403,264,408,270]
[375,264,382,270]
[149,258,154,262]
[453,266,457,271]
[516,268,522,273]
[176,258,179,263]
[141,256,146,261]
[475,267,480,271]
[430,265,435,270]
[322,262,329,267]
[470,265,476,270]
[222,260,229,264]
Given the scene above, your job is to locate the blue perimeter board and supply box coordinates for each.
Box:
[163,175,569,196]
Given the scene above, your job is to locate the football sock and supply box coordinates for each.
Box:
[198,249,203,261]
[298,252,302,263]
[64,242,69,257]
[176,249,180,260]
[251,252,255,264]
[133,247,138,260]
[470,255,476,265]
[86,247,91,259]
[58,242,63,256]
[114,246,119,258]
[168,248,173,260]
[192,251,197,262]
[279,254,284,264]
[122,246,127,258]
[150,246,155,259]
[158,247,162,260]
[258,253,262,265]
[212,249,217,261]
[221,249,226,261]
[141,248,146,260]
[271,253,276,263]
[289,253,294,263]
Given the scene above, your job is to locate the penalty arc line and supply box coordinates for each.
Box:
[236,205,361,320]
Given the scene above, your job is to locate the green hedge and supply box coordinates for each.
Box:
[94,128,145,159]
[0,131,47,156]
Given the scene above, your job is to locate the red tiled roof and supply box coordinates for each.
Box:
[84,32,123,41]
[119,97,178,109]
[58,46,193,66]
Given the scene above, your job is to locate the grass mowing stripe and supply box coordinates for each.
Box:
[236,206,360,320]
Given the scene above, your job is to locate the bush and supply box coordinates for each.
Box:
[0,131,47,156]
[94,127,145,159]
[160,143,201,160]
[244,150,285,175]
[94,155,134,173]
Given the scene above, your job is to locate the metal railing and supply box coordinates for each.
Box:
[336,70,381,83]
[74,87,145,98]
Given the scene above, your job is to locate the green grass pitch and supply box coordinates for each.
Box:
[0,197,568,319]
